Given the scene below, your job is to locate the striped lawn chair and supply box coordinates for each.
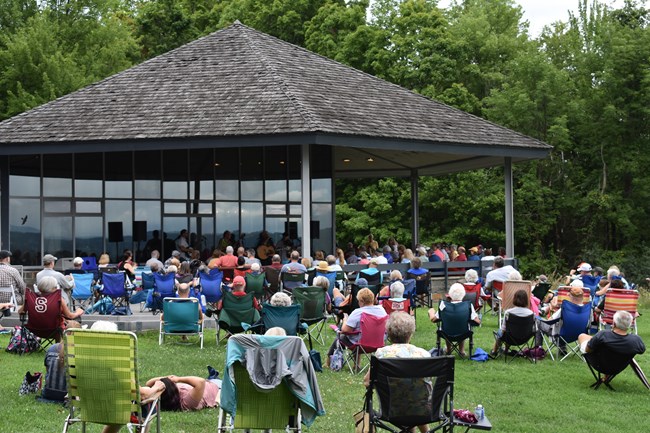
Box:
[599,289,639,334]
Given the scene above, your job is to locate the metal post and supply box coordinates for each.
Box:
[301,144,311,257]
[504,157,514,257]
[410,169,419,248]
[0,156,8,249]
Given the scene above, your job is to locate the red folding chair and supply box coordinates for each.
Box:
[21,289,65,350]
[341,313,388,374]
[599,289,639,334]
[380,298,411,315]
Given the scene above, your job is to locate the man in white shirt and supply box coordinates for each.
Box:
[485,256,516,291]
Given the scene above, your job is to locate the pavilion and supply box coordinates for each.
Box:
[0,21,551,265]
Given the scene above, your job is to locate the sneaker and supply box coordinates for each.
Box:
[207,365,219,380]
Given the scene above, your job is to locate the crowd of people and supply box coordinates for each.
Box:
[0,232,647,432]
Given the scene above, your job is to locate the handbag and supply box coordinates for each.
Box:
[306,331,322,372]
[330,339,344,372]
[19,371,43,396]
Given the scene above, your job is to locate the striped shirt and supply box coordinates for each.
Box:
[0,262,26,305]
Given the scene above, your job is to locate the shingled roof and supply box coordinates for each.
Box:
[0,21,550,175]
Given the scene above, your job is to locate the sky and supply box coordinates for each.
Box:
[436,0,625,36]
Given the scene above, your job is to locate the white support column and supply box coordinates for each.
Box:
[504,157,514,258]
[410,169,419,248]
[301,144,311,257]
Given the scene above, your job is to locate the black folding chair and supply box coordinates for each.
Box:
[494,313,537,363]
[436,301,474,359]
[585,349,637,390]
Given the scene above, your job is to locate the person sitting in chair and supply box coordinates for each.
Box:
[578,310,645,357]
[489,289,533,358]
[363,312,430,433]
[428,283,480,357]
[217,276,260,311]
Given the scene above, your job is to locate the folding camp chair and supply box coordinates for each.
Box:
[281,272,306,294]
[0,285,18,312]
[21,289,64,351]
[532,282,552,302]
[358,269,382,294]
[264,266,281,299]
[341,313,388,374]
[498,280,532,328]
[159,297,204,348]
[71,273,94,310]
[407,269,431,307]
[585,349,639,390]
[436,301,474,359]
[151,272,175,314]
[293,285,328,344]
[495,313,537,363]
[100,272,131,312]
[245,272,266,303]
[555,286,591,307]
[315,271,337,299]
[599,289,639,334]
[199,271,224,309]
[62,329,161,433]
[542,301,591,361]
[217,291,260,343]
[218,334,325,432]
[137,272,156,312]
[244,303,303,336]
[380,298,411,316]
[365,356,492,433]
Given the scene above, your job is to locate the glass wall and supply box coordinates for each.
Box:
[6,145,333,265]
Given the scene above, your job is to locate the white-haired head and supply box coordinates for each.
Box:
[390,281,405,298]
[90,320,119,332]
[448,283,466,301]
[464,269,479,283]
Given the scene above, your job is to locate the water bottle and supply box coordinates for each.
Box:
[474,404,484,420]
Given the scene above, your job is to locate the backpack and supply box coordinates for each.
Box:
[330,341,344,372]
[6,326,40,354]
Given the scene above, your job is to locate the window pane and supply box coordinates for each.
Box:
[105,200,132,259]
[163,218,187,255]
[105,180,132,199]
[215,180,238,200]
[265,180,286,201]
[288,179,301,201]
[214,148,239,180]
[135,201,161,259]
[135,180,161,199]
[241,202,262,246]
[312,203,332,255]
[105,152,132,198]
[241,147,263,180]
[190,217,214,261]
[75,216,104,257]
[9,198,40,265]
[241,181,262,201]
[10,175,40,197]
[44,200,71,213]
[43,215,73,258]
[43,154,72,197]
[163,182,187,200]
[289,205,301,215]
[216,202,239,245]
[312,178,332,202]
[164,202,187,214]
[266,204,286,216]
[75,179,103,197]
[76,201,102,214]
[189,180,214,200]
[190,149,214,200]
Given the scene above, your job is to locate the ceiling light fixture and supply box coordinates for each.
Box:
[343,158,351,163]
[366,157,374,162]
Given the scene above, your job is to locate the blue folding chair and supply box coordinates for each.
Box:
[101,272,131,313]
[71,273,94,310]
[152,273,176,314]
[199,272,223,305]
[243,303,304,336]
[543,301,591,361]
[316,271,337,299]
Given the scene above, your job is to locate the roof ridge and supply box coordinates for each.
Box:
[236,23,320,130]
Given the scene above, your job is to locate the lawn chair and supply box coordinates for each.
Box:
[599,289,639,334]
[341,313,388,374]
[532,282,552,302]
[159,297,204,348]
[380,298,411,316]
[462,282,483,321]
[21,289,64,351]
[0,285,18,312]
[407,269,431,307]
[364,356,492,433]
[217,291,260,343]
[316,270,337,299]
[281,272,306,294]
[151,272,176,314]
[71,273,94,310]
[555,286,591,307]
[495,313,537,363]
[293,285,328,344]
[245,272,266,303]
[199,271,224,311]
[100,272,131,313]
[264,267,281,299]
[436,301,474,359]
[542,301,591,361]
[244,303,304,336]
[402,279,417,318]
[498,280,532,327]
[218,334,325,432]
[62,329,161,433]
[585,349,643,391]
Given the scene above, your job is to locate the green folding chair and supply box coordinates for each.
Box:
[293,286,328,344]
[63,329,161,433]
[245,273,266,303]
[159,297,204,349]
[217,292,260,344]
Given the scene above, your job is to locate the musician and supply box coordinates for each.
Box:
[256,230,275,266]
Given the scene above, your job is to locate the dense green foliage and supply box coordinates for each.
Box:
[1,0,649,279]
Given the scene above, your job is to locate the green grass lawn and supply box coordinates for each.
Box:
[1,304,648,433]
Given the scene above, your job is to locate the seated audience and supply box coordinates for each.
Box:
[579,311,645,357]
[538,286,584,348]
[428,283,480,356]
[490,289,533,357]
[217,276,260,311]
